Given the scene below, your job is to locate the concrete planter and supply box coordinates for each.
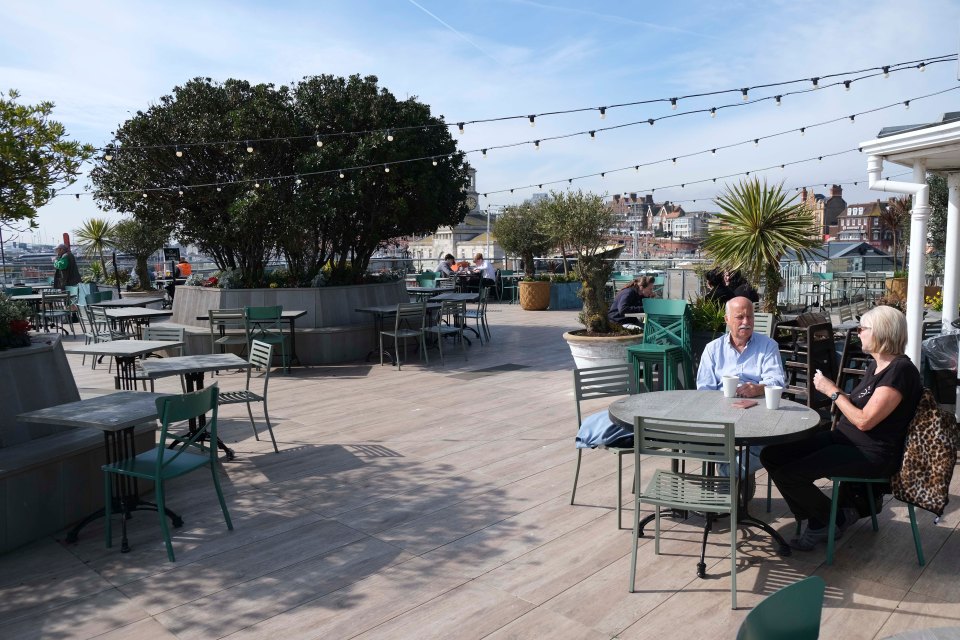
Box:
[519,281,550,310]
[562,330,644,369]
[170,281,408,364]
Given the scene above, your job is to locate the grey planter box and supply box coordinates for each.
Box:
[549,282,582,310]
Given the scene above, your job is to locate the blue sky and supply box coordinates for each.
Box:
[3,0,960,245]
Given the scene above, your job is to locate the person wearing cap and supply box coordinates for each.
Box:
[53,243,81,288]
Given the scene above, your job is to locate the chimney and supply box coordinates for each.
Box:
[801,187,808,202]
[830,184,843,198]
[645,194,654,205]
[613,194,621,202]
[630,193,637,202]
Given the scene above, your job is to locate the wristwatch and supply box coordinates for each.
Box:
[830,391,841,402]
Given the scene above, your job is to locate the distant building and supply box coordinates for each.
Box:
[828,200,897,253]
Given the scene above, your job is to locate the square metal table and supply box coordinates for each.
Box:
[17,391,173,553]
[66,340,185,390]
[105,307,173,338]
[195,310,307,367]
[90,296,165,308]
[140,353,250,460]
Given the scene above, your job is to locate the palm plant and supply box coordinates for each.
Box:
[880,197,910,272]
[705,178,821,313]
[74,217,115,278]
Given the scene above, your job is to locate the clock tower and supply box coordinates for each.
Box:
[465,167,479,213]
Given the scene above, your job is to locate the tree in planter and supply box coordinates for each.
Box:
[542,190,618,334]
[74,217,115,280]
[111,218,171,291]
[705,178,821,314]
[492,200,552,279]
[0,90,94,232]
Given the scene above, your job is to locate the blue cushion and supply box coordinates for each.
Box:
[575,410,633,449]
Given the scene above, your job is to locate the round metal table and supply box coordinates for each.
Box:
[609,389,823,557]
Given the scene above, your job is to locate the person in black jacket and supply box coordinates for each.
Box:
[608,276,655,328]
[704,269,734,304]
[724,269,759,303]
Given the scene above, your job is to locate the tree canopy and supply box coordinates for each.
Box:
[111,217,171,291]
[90,75,470,286]
[0,90,94,231]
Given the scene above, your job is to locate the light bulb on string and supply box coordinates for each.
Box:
[711,148,716,154]
[741,88,749,101]
[919,62,926,72]
[246,142,254,153]
[883,66,890,78]
[175,147,183,158]
[710,107,716,118]
[457,122,465,134]
[75,194,80,200]
[142,192,148,198]
[811,77,819,88]
[600,172,605,179]
[775,95,782,106]
[849,115,856,124]
[589,130,596,139]
[528,115,536,127]
[800,127,805,136]
[481,149,487,158]
[634,165,639,172]
[254,182,260,189]
[534,140,540,151]
[295,177,302,185]
[648,118,655,126]
[386,130,394,142]
[315,135,323,148]
[672,157,677,164]
[754,139,759,146]
[216,186,222,192]
[670,97,677,110]
[339,171,345,179]
[904,100,910,110]
[432,159,438,166]
[104,147,114,161]
[844,80,851,91]
[599,106,606,119]
[384,165,390,173]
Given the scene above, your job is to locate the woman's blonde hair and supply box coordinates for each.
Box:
[474,253,484,261]
[861,305,907,355]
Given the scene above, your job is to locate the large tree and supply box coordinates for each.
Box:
[90,75,469,287]
[289,74,469,284]
[706,178,822,313]
[0,89,94,231]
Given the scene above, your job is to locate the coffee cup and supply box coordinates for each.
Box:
[721,375,740,398]
[765,385,783,410]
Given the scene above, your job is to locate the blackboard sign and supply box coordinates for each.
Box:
[163,247,181,262]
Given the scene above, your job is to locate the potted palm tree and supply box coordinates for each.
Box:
[705,178,821,314]
[492,201,553,310]
[545,190,642,367]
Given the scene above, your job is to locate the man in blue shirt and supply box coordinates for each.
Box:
[696,296,785,495]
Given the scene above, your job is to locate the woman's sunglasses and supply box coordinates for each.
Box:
[856,325,871,334]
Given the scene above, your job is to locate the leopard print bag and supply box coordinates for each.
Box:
[891,388,959,516]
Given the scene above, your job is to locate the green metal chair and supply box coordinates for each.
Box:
[825,476,924,566]
[244,306,288,373]
[630,299,693,390]
[103,385,233,562]
[463,284,491,343]
[218,340,278,453]
[132,326,187,392]
[629,415,738,609]
[570,364,638,529]
[380,302,428,370]
[736,576,826,639]
[415,272,437,288]
[422,300,468,365]
[498,269,518,303]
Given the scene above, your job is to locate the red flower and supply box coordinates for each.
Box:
[9,319,31,335]
[204,276,218,287]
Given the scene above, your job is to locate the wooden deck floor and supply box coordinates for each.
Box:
[1,303,958,639]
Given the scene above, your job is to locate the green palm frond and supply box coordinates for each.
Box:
[704,178,821,312]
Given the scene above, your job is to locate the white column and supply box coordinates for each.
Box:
[942,173,960,329]
[905,161,929,365]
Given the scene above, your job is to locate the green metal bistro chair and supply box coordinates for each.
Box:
[422,300,468,365]
[103,385,233,562]
[380,302,428,370]
[131,326,187,393]
[244,306,288,373]
[209,308,249,362]
[825,476,924,567]
[630,416,738,609]
[630,299,693,390]
[570,364,638,529]
[498,269,518,303]
[218,340,278,453]
[736,576,826,640]
[463,284,491,343]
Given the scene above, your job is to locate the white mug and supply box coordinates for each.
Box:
[765,385,784,410]
[721,375,740,398]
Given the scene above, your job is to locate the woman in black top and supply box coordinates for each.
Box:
[761,305,921,551]
[608,276,654,326]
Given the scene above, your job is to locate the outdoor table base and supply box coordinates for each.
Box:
[67,427,183,552]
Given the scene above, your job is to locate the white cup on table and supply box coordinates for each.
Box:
[764,385,783,410]
[721,375,740,398]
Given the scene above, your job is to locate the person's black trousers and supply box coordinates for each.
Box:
[761,430,895,528]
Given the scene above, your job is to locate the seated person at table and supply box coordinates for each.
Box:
[703,269,734,304]
[761,305,921,551]
[471,253,497,290]
[608,276,654,330]
[436,254,456,277]
[724,269,759,303]
[696,296,785,495]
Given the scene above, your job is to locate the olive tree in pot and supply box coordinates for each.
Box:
[492,201,553,310]
[544,190,642,367]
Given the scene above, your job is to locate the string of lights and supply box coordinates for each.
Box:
[95,53,955,156]
[57,83,959,201]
